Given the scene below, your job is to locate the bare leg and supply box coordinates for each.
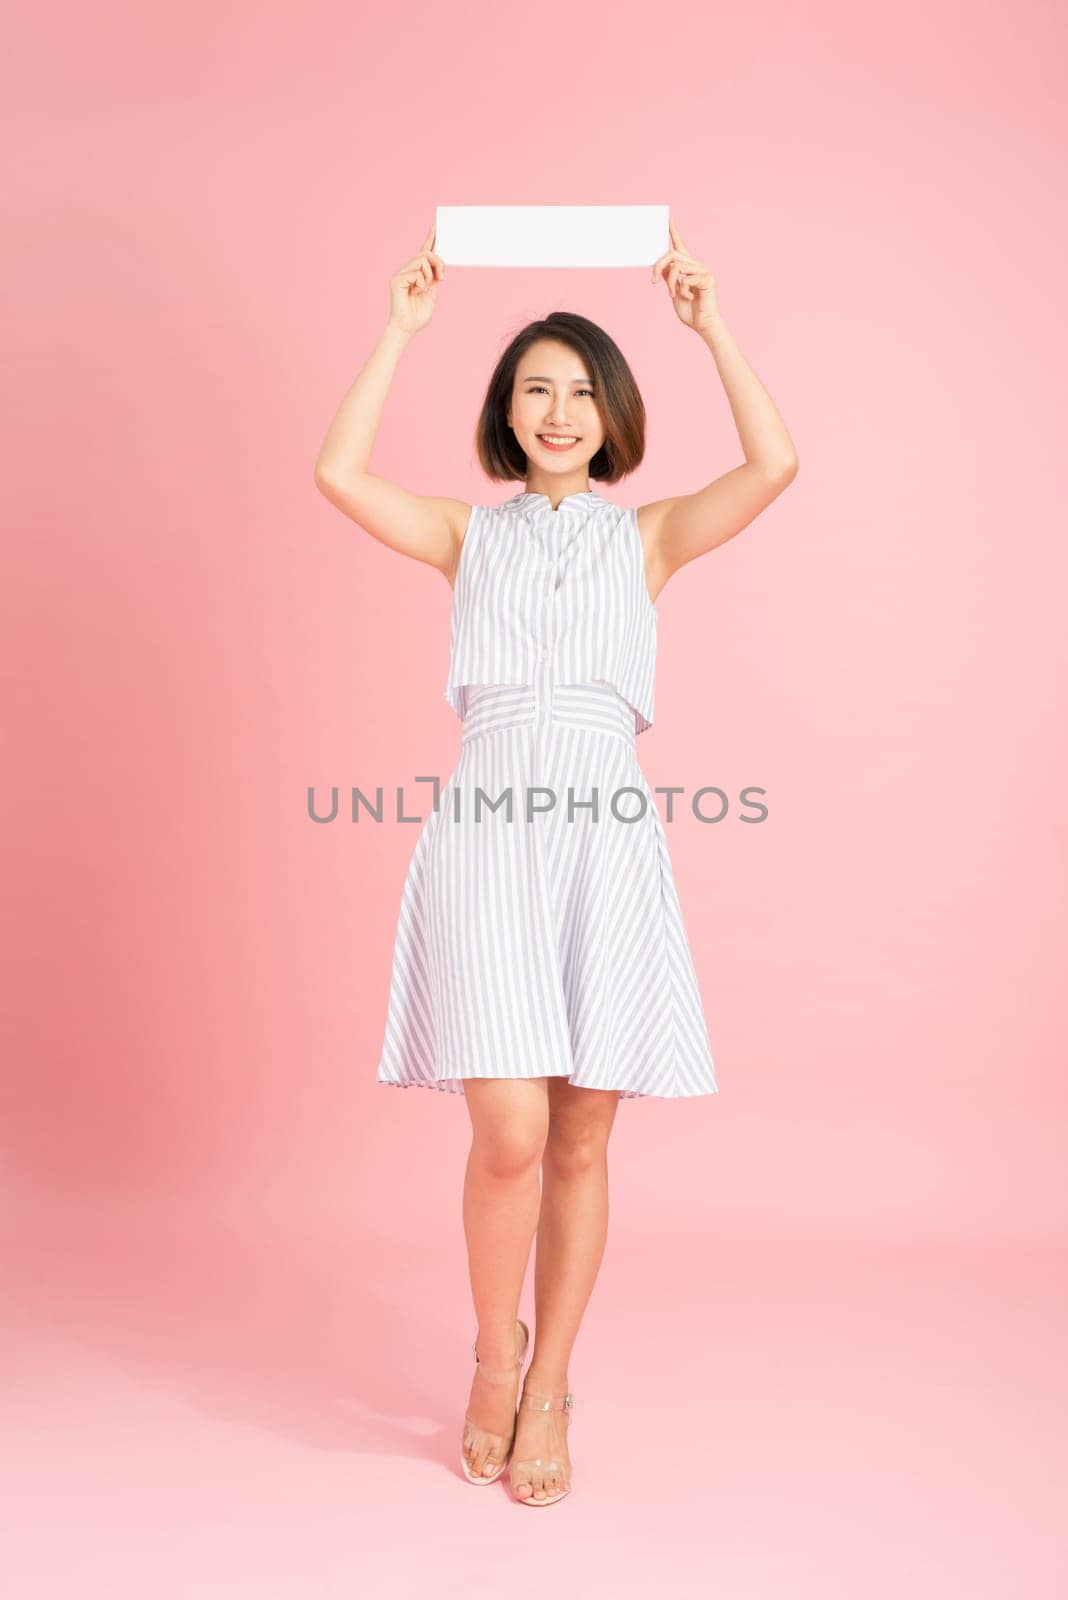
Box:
[460,1077,549,1478]
[511,1079,620,1501]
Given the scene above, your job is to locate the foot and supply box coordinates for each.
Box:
[461,1321,526,1480]
[509,1377,572,1502]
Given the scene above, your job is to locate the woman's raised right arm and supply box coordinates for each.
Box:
[313,226,470,585]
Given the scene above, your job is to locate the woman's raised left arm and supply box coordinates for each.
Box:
[639,218,798,596]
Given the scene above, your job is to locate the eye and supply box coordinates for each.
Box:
[525,386,595,397]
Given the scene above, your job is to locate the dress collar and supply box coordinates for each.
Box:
[505,489,608,514]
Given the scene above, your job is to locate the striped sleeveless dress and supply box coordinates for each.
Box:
[375,489,719,1100]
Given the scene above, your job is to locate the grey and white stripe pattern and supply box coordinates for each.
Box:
[376,490,718,1100]
[445,492,656,734]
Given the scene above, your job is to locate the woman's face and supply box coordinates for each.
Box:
[506,339,605,484]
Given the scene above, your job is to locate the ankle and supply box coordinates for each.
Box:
[523,1367,569,1396]
[474,1331,521,1371]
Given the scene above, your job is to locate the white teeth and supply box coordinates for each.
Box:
[540,435,576,444]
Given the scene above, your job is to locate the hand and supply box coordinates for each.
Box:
[388,221,445,336]
[651,217,719,333]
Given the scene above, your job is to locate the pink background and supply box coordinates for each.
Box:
[3,0,1066,1594]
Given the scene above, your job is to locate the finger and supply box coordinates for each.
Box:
[670,224,697,263]
[651,246,680,283]
[403,250,439,278]
[676,262,695,295]
[670,217,693,257]
[673,265,692,299]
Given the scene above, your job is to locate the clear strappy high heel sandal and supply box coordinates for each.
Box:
[460,1317,530,1484]
[508,1383,574,1505]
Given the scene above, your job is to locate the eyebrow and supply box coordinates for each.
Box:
[520,375,595,385]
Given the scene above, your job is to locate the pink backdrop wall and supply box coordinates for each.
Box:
[3,1,1066,1593]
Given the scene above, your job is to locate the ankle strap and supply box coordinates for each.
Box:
[519,1389,574,1412]
[473,1356,521,1383]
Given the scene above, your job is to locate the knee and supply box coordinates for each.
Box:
[472,1123,545,1180]
[542,1125,609,1179]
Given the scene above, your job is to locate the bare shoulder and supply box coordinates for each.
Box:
[634,499,674,606]
[439,498,476,591]
[433,497,474,541]
[635,499,671,546]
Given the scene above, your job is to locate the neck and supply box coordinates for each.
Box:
[523,479,592,510]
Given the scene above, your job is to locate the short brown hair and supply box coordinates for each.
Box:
[475,311,646,485]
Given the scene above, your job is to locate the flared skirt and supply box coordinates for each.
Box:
[375,682,719,1100]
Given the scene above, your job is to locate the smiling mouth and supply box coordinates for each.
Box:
[537,435,580,449]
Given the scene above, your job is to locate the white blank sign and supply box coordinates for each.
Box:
[434,205,669,268]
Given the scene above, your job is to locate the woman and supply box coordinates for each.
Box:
[314,217,798,1505]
